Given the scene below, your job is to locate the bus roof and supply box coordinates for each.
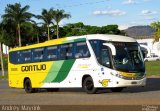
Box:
[9,34,136,51]
[67,34,136,42]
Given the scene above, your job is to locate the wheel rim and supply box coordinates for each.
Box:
[86,80,94,91]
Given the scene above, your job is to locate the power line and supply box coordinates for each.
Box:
[58,0,110,8]
[30,0,110,13]
[0,0,110,15]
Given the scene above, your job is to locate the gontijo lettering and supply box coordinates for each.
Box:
[21,64,46,72]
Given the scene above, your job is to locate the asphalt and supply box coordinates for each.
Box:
[0,77,160,105]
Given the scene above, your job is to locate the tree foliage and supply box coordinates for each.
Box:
[52,9,71,38]
[36,8,54,40]
[2,3,33,47]
[0,3,124,47]
[151,21,160,42]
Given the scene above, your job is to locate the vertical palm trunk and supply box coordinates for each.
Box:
[47,24,50,40]
[37,33,39,43]
[37,28,39,43]
[0,42,4,77]
[18,23,22,47]
[56,22,59,39]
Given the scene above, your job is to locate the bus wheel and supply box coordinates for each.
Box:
[46,88,59,92]
[24,79,35,93]
[110,87,124,92]
[83,77,98,94]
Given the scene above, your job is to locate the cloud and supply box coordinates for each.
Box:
[122,0,137,5]
[141,10,157,16]
[93,10,126,16]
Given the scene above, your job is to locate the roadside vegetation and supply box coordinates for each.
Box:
[0,3,123,48]
[0,74,7,80]
[145,61,160,76]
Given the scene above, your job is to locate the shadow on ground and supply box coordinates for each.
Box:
[1,77,160,94]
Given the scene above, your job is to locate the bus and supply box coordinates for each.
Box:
[140,44,151,58]
[8,34,146,94]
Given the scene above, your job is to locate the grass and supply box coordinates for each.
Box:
[145,61,160,76]
[0,74,8,80]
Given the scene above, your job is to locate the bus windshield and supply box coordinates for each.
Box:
[90,40,145,73]
[112,42,145,72]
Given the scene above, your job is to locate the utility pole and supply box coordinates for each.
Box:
[0,42,4,77]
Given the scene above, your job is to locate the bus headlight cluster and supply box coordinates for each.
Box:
[110,72,123,79]
[115,74,123,78]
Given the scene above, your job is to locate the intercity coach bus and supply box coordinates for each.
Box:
[8,34,146,94]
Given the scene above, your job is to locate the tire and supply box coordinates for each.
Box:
[83,77,98,94]
[24,79,36,93]
[46,88,59,92]
[110,87,124,92]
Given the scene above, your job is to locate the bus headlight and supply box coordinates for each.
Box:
[111,72,123,79]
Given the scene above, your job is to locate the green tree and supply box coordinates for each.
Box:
[53,9,71,38]
[1,19,17,47]
[85,25,100,34]
[20,22,34,45]
[2,3,33,47]
[36,8,54,40]
[32,22,40,43]
[151,21,160,41]
[101,25,120,34]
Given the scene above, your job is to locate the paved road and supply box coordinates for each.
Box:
[0,77,160,105]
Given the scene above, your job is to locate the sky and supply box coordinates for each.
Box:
[0,0,160,30]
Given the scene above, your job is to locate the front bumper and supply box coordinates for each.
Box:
[111,77,147,87]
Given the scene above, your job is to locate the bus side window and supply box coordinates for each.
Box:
[9,51,19,64]
[60,43,74,60]
[46,46,58,61]
[100,47,111,68]
[60,44,67,60]
[33,48,44,62]
[21,50,32,63]
[66,43,74,59]
[75,42,90,59]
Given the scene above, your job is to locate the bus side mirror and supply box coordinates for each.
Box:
[103,43,116,56]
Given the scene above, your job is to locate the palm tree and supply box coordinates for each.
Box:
[36,8,54,40]
[2,3,32,47]
[151,21,160,30]
[151,21,160,42]
[53,9,71,38]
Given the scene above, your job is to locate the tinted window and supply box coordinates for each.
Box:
[33,48,44,62]
[75,42,90,58]
[9,51,21,64]
[46,46,58,60]
[100,46,112,68]
[90,40,112,68]
[21,50,32,63]
[90,40,101,57]
[60,43,74,60]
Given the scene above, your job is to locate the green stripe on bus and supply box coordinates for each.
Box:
[43,61,64,83]
[74,38,86,42]
[63,38,86,44]
[52,59,75,82]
